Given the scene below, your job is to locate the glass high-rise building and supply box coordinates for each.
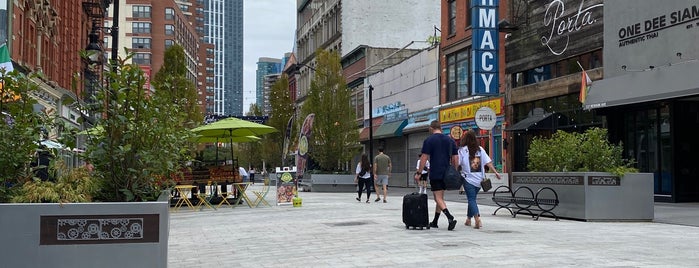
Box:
[256,57,281,111]
[224,1,244,116]
[205,0,243,116]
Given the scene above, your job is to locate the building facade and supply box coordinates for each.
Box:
[586,0,699,202]
[436,0,510,172]
[222,0,243,116]
[255,57,281,114]
[504,0,604,172]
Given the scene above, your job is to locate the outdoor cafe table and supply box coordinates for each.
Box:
[232,182,253,208]
[173,185,196,212]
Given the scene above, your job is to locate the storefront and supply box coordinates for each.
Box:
[585,0,699,202]
[439,97,505,170]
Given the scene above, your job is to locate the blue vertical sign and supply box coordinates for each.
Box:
[471,0,499,96]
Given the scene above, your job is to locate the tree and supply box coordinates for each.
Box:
[151,45,203,129]
[238,104,263,170]
[86,51,196,202]
[0,71,45,201]
[263,75,294,169]
[300,49,359,171]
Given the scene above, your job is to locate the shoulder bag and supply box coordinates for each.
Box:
[444,140,463,191]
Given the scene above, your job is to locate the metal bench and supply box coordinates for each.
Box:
[492,185,559,221]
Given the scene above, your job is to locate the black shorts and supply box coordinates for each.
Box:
[419,173,428,181]
[430,179,446,191]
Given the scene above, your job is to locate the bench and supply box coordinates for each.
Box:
[309,175,357,192]
[491,185,559,221]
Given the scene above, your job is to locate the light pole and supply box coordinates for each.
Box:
[368,85,374,162]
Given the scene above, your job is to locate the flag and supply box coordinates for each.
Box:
[579,69,592,104]
[0,44,13,73]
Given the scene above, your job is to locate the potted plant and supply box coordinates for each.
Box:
[0,47,200,268]
[511,127,653,221]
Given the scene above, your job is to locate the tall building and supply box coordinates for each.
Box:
[204,0,224,115]
[223,1,244,116]
[255,57,281,113]
[105,0,207,112]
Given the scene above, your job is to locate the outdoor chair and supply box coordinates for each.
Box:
[217,181,234,208]
[194,182,216,211]
[251,182,271,207]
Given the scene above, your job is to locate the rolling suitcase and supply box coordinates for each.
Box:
[402,192,430,230]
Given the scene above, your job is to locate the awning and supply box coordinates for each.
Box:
[506,113,556,132]
[585,60,699,110]
[373,119,408,139]
[403,120,431,133]
[358,126,379,141]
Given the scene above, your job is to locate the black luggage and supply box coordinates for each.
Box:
[402,192,430,230]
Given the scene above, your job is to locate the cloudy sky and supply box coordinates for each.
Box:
[243,0,296,113]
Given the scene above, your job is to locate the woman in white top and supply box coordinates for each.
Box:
[355,153,373,203]
[457,130,501,229]
[413,154,430,194]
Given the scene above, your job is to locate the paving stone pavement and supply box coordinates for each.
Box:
[168,185,699,267]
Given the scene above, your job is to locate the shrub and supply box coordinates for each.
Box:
[527,127,637,176]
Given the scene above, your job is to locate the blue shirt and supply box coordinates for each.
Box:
[421,133,458,180]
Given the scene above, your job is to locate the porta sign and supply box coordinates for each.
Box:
[475,107,497,130]
[471,0,499,96]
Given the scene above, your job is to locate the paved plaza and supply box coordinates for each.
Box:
[168,185,699,267]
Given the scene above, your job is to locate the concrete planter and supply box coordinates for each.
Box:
[0,192,170,268]
[511,172,654,221]
[308,173,357,192]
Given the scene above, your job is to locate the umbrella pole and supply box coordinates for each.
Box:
[215,137,219,165]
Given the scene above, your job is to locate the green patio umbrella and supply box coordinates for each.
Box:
[191,117,277,166]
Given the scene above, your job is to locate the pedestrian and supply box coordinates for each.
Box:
[457,129,501,229]
[373,147,392,203]
[354,153,373,203]
[238,166,249,182]
[413,154,429,194]
[417,120,459,230]
[249,167,256,184]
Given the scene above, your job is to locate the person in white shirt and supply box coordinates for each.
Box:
[238,166,249,182]
[414,154,430,194]
[249,167,256,184]
[457,130,501,229]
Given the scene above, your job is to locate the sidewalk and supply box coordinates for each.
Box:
[168,186,699,267]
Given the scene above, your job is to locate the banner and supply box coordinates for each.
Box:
[295,113,315,180]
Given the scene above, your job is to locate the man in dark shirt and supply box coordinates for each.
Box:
[417,120,459,230]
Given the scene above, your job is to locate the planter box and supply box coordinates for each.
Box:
[511,172,654,221]
[0,192,170,268]
[308,173,357,192]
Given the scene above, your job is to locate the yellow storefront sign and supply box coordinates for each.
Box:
[439,98,503,123]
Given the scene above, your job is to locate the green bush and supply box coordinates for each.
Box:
[527,128,637,176]
[11,159,99,203]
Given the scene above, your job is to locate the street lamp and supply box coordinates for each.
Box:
[368,85,374,162]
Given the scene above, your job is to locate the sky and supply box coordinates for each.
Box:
[243,0,297,114]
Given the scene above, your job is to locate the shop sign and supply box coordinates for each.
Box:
[450,125,463,140]
[616,4,699,48]
[439,98,503,123]
[471,0,499,96]
[373,101,402,117]
[475,107,497,130]
[541,0,603,55]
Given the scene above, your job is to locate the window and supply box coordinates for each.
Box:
[165,39,174,49]
[132,6,151,18]
[465,0,471,28]
[165,8,175,20]
[511,49,603,87]
[446,48,471,101]
[132,38,151,49]
[165,25,175,36]
[132,53,151,65]
[132,22,151,34]
[448,0,456,35]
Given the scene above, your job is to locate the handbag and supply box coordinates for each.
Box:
[444,141,463,191]
[480,177,492,192]
[444,165,463,190]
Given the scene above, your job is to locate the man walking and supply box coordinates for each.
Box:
[373,147,392,203]
[418,120,459,230]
